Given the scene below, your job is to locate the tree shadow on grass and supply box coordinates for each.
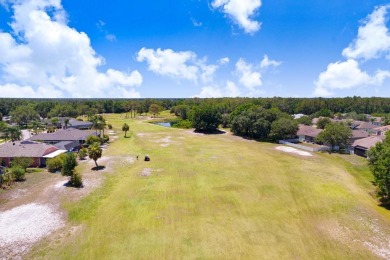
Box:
[193,129,226,135]
[63,181,84,188]
[91,166,106,171]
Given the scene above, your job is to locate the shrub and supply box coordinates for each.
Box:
[62,153,78,177]
[78,148,88,160]
[86,135,101,145]
[70,170,83,188]
[103,134,109,143]
[11,166,26,181]
[108,124,113,129]
[172,119,192,129]
[10,157,33,170]
[47,154,66,173]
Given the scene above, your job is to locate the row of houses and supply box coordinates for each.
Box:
[0,128,97,167]
[297,123,390,157]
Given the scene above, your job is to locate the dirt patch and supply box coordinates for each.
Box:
[0,203,65,259]
[275,146,312,157]
[141,168,152,177]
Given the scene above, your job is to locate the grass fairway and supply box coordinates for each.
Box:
[32,114,390,259]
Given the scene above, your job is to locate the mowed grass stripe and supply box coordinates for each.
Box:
[32,114,390,259]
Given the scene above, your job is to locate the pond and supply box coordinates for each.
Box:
[155,122,172,127]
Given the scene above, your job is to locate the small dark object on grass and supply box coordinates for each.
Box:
[144,155,150,161]
[136,155,139,160]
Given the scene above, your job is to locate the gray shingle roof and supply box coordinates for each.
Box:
[297,124,323,138]
[53,141,79,151]
[351,136,385,149]
[0,141,58,157]
[29,128,96,142]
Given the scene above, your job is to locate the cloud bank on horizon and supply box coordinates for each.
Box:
[0,0,389,98]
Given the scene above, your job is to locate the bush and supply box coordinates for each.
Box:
[10,157,33,170]
[11,166,26,181]
[78,148,87,160]
[107,124,113,129]
[103,134,109,143]
[70,170,83,188]
[86,135,101,145]
[172,119,192,129]
[47,154,66,173]
[62,153,78,176]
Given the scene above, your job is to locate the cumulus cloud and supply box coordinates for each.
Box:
[212,0,262,34]
[314,5,390,97]
[235,58,262,90]
[218,57,230,65]
[137,47,220,83]
[0,0,141,98]
[342,5,390,60]
[260,55,281,69]
[194,81,241,98]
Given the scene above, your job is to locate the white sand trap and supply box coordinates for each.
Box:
[276,146,312,157]
[0,203,64,258]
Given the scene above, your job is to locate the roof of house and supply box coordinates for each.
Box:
[355,121,377,130]
[29,128,96,142]
[68,119,93,128]
[373,125,390,132]
[351,130,370,139]
[297,124,323,138]
[351,136,385,150]
[0,141,58,157]
[53,141,80,151]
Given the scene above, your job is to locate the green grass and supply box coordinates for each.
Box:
[31,114,390,259]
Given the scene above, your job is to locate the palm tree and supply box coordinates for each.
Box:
[122,123,129,137]
[88,142,102,167]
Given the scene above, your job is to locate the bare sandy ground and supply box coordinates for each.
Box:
[275,146,312,157]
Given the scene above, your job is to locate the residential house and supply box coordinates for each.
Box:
[351,136,385,157]
[29,128,97,146]
[296,124,323,143]
[53,141,80,152]
[43,118,93,130]
[353,121,377,133]
[0,141,65,167]
[373,125,390,136]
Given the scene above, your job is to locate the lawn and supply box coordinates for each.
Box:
[31,114,390,259]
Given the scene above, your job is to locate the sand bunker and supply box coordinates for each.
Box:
[275,146,312,157]
[0,203,64,259]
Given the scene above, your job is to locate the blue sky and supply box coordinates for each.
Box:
[0,0,390,98]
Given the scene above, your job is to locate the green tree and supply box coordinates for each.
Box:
[10,105,39,126]
[62,153,78,176]
[316,123,352,150]
[270,118,299,140]
[317,117,332,129]
[122,123,130,137]
[368,133,390,204]
[88,142,102,167]
[78,148,88,160]
[4,126,22,141]
[149,104,163,118]
[296,116,312,126]
[86,135,101,145]
[190,104,222,132]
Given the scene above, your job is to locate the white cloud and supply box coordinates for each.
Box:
[97,20,117,42]
[191,18,203,27]
[343,5,390,60]
[260,55,281,69]
[0,0,142,98]
[314,5,390,97]
[137,47,219,83]
[218,57,230,65]
[314,59,390,97]
[194,80,241,98]
[212,0,262,34]
[235,58,262,89]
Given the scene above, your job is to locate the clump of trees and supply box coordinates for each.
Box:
[190,104,221,132]
[368,132,390,205]
[62,153,82,187]
[0,157,33,188]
